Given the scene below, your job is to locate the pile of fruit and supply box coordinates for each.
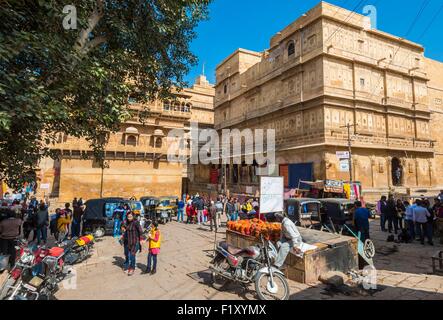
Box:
[227,219,282,241]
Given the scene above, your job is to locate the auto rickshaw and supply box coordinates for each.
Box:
[140,196,160,220]
[318,198,356,234]
[284,198,322,228]
[155,196,178,224]
[82,197,129,238]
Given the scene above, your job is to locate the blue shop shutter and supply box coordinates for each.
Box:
[288,163,313,189]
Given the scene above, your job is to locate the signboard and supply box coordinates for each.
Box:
[245,186,253,195]
[339,160,350,172]
[324,180,344,193]
[260,176,284,214]
[40,183,50,190]
[336,151,350,159]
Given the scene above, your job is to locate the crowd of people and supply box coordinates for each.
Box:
[375,193,443,246]
[177,193,263,231]
[0,196,86,269]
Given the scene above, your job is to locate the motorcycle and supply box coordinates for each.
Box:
[209,235,290,300]
[6,247,67,300]
[0,240,39,299]
[58,235,94,265]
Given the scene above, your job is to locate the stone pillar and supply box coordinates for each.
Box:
[370,156,376,188]
[428,159,433,187]
[386,156,392,188]
[415,159,420,187]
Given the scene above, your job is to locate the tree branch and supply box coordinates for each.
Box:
[74,0,105,55]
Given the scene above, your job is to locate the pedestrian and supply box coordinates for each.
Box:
[215,197,223,229]
[354,201,371,242]
[209,201,217,232]
[35,202,49,245]
[438,190,443,202]
[377,196,387,232]
[57,210,71,242]
[0,208,22,268]
[193,194,205,225]
[144,221,161,275]
[226,198,235,222]
[396,199,406,230]
[49,208,61,241]
[123,203,131,221]
[233,198,240,221]
[112,204,125,237]
[23,204,36,241]
[177,198,185,223]
[71,204,84,237]
[413,200,432,245]
[386,195,399,234]
[121,212,143,276]
[63,203,73,238]
[186,201,193,224]
[78,198,84,207]
[72,197,78,209]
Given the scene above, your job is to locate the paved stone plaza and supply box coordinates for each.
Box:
[56,219,443,300]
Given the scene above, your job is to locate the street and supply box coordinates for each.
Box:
[56,219,443,300]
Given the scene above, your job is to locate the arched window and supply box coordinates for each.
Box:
[126,135,137,146]
[224,83,228,94]
[287,41,295,57]
[163,101,170,111]
[185,103,191,112]
[174,101,180,111]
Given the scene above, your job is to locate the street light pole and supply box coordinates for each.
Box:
[340,123,357,183]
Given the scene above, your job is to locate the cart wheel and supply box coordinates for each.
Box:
[363,239,375,259]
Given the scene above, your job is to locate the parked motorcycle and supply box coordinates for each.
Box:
[0,240,38,299]
[209,235,290,300]
[58,235,94,265]
[6,247,67,300]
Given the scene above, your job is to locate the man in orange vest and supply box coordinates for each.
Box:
[143,221,161,275]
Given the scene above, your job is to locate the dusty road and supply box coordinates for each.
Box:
[56,219,443,300]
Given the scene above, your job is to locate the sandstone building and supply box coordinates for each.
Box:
[37,75,214,204]
[206,2,443,201]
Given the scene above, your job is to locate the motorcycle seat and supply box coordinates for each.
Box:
[219,241,252,256]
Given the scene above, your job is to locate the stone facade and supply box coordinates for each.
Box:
[209,2,443,201]
[37,75,214,205]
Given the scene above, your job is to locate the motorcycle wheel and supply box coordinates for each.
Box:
[94,227,106,238]
[210,257,229,290]
[0,276,16,300]
[255,272,290,301]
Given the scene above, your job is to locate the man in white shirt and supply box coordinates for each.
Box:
[274,212,302,270]
[413,200,431,245]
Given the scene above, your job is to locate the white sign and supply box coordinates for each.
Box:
[336,151,350,159]
[245,186,253,195]
[260,176,284,214]
[339,160,350,172]
[40,183,50,190]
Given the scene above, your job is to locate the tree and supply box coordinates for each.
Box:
[0,0,210,188]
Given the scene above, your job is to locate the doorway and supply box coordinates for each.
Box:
[391,157,403,186]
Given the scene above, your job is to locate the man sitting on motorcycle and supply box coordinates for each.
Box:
[273,212,302,270]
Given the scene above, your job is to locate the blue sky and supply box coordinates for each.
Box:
[185,0,443,85]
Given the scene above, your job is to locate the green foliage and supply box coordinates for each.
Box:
[0,0,210,188]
